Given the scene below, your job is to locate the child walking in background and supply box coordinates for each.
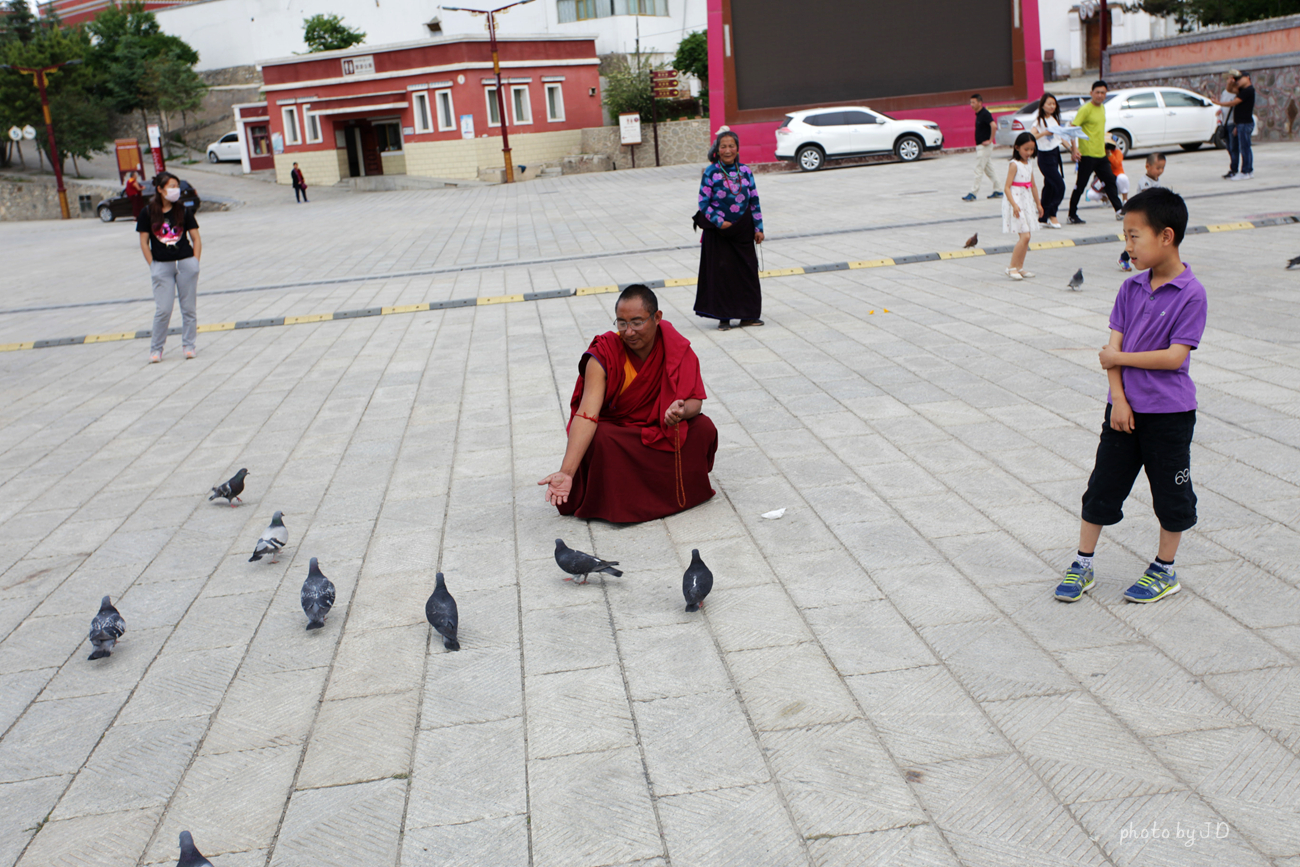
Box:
[1002,133,1043,281]
[1086,138,1129,204]
[1055,188,1206,605]
[1120,153,1169,271]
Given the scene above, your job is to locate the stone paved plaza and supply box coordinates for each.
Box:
[1,144,1299,867]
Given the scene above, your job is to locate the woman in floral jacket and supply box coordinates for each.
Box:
[694,128,765,330]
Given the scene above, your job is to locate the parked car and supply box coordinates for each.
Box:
[97,179,202,223]
[995,87,1218,156]
[206,131,241,163]
[775,107,944,171]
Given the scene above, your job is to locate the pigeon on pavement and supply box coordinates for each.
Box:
[87,595,126,660]
[1067,268,1084,291]
[682,549,713,612]
[209,468,249,507]
[249,511,288,563]
[964,232,978,248]
[301,557,335,631]
[425,572,459,651]
[554,539,622,585]
[1287,255,1300,270]
[177,831,214,867]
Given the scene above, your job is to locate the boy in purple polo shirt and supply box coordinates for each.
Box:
[1056,187,1207,604]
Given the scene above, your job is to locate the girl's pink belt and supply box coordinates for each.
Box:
[1012,181,1032,187]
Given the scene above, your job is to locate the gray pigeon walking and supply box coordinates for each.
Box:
[209,468,249,507]
[1067,268,1084,291]
[1287,255,1300,270]
[301,557,335,630]
[682,549,713,612]
[249,511,288,563]
[177,831,214,867]
[87,595,126,660]
[554,538,623,585]
[425,572,459,651]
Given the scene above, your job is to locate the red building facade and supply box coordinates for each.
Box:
[259,34,601,185]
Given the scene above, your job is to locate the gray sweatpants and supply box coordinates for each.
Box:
[150,258,199,354]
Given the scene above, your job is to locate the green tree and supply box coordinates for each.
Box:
[673,30,706,85]
[302,14,365,53]
[1140,0,1300,28]
[601,53,680,123]
[0,0,39,45]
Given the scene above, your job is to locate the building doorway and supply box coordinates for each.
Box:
[342,122,384,177]
[1083,11,1113,70]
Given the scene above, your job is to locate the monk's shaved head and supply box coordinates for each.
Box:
[617,284,658,316]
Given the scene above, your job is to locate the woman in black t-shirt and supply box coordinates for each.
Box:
[136,171,201,363]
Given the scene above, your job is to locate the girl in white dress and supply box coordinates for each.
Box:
[1003,132,1044,280]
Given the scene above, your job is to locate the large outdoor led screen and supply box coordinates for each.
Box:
[729,0,1015,112]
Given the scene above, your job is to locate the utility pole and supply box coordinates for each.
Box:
[2,59,82,219]
[441,0,535,183]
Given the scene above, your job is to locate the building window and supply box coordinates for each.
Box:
[375,120,403,152]
[511,85,532,124]
[558,0,666,22]
[545,83,565,122]
[282,106,301,145]
[413,91,433,133]
[248,124,270,156]
[436,89,456,131]
[305,107,322,143]
[485,87,501,126]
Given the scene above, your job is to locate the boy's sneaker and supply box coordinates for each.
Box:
[1124,565,1181,603]
[184,348,196,359]
[961,193,977,201]
[149,352,161,364]
[1055,562,1095,602]
[988,191,1004,199]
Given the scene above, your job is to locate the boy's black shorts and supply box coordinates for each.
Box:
[1081,404,1197,533]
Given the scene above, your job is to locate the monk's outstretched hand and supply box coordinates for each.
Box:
[538,471,573,506]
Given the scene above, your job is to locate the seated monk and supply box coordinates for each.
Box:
[539,284,719,522]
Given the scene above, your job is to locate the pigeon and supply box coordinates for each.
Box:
[300,557,335,630]
[425,572,459,651]
[964,232,978,248]
[682,549,713,612]
[177,831,214,867]
[249,511,288,563]
[209,468,249,507]
[1067,268,1084,291]
[1287,255,1300,270]
[554,538,622,585]
[87,595,126,660]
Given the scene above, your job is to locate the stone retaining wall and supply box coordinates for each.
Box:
[0,176,117,222]
[580,118,711,169]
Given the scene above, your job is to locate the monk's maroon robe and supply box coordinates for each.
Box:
[559,321,718,523]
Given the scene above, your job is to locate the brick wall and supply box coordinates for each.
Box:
[274,150,341,187]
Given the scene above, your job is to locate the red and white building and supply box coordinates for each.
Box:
[257,34,601,185]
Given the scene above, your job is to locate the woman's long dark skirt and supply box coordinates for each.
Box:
[1037,148,1065,220]
[694,209,762,322]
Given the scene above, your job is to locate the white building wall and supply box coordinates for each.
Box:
[1036,0,1176,75]
[157,0,706,71]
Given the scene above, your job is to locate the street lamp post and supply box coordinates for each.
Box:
[441,0,534,183]
[1,59,82,219]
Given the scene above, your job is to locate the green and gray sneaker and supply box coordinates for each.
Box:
[1055,562,1095,602]
[1124,565,1181,603]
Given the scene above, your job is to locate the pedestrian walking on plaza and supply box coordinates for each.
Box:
[1212,72,1239,177]
[291,162,309,202]
[962,94,1002,202]
[1031,93,1075,229]
[1003,133,1043,281]
[125,171,145,220]
[1067,80,1124,224]
[694,128,765,330]
[137,171,201,363]
[1209,71,1255,180]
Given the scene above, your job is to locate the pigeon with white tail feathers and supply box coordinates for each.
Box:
[249,511,288,563]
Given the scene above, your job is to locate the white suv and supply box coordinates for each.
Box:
[775,107,944,171]
[995,87,1219,155]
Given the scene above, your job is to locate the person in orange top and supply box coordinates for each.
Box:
[1087,137,1130,204]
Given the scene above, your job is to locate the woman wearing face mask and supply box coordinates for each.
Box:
[693,128,765,331]
[137,172,201,363]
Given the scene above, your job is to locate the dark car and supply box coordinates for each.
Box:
[97,179,202,223]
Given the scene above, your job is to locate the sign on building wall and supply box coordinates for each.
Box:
[341,55,376,76]
[460,114,475,139]
[272,132,284,154]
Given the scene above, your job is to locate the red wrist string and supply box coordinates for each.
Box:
[576,411,600,424]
